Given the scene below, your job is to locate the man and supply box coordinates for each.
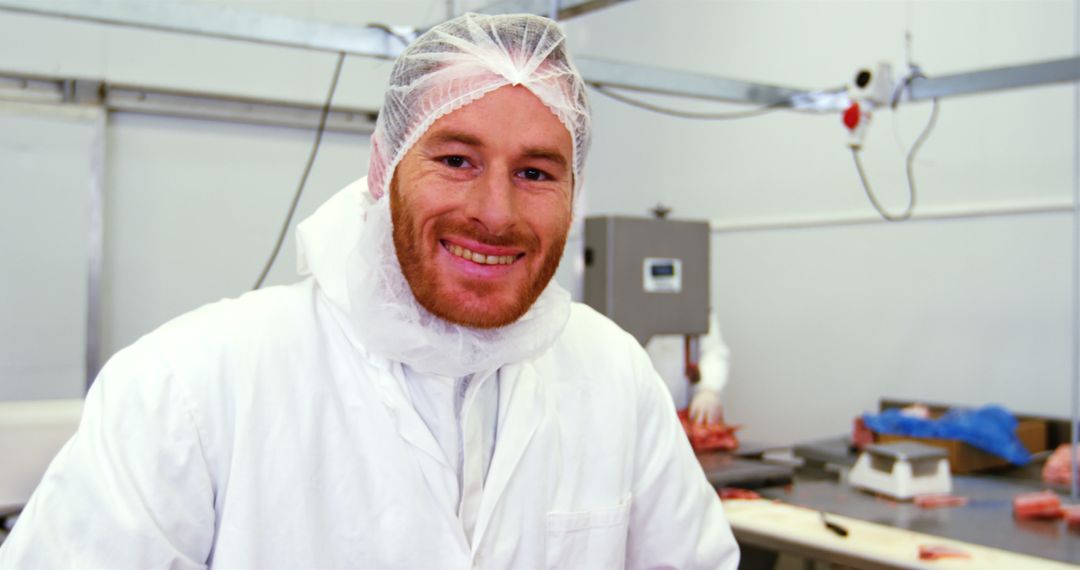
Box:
[0,13,739,569]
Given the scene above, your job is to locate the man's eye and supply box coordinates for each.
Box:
[440,156,470,168]
[519,168,550,181]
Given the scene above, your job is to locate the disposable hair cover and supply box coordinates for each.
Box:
[368,12,591,200]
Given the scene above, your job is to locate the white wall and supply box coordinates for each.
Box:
[0,103,100,400]
[0,1,1077,447]
[102,113,370,357]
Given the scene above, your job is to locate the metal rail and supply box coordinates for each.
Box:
[0,71,379,134]
[0,0,409,59]
[0,0,816,106]
[909,56,1080,101]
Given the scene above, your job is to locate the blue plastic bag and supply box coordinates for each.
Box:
[862,404,1031,465]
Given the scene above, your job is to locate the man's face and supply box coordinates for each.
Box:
[390,85,574,329]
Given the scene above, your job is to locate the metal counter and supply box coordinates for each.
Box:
[758,471,1080,564]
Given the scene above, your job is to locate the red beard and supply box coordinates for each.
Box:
[390,186,568,329]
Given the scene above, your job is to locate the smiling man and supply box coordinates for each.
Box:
[0,13,739,570]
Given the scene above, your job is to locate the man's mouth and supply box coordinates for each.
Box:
[440,239,522,266]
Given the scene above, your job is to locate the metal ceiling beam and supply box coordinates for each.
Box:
[0,0,812,107]
[908,56,1080,101]
[6,0,1076,111]
[0,0,409,59]
[465,0,632,20]
[578,57,807,105]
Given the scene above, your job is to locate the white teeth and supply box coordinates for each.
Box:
[443,242,517,265]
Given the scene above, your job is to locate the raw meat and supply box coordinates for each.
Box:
[851,416,874,451]
[1013,491,1063,520]
[918,544,971,561]
[914,494,968,509]
[719,487,761,500]
[678,409,740,452]
[1062,505,1080,528]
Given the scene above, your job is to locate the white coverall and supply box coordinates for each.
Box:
[0,180,739,569]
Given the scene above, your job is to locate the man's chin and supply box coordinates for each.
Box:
[426,296,531,330]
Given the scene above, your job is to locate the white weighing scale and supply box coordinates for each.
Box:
[849,441,952,500]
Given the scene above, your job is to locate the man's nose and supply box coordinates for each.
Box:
[465,168,518,236]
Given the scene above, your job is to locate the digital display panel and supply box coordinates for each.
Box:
[650,264,676,277]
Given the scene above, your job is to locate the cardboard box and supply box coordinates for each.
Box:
[877,419,1046,474]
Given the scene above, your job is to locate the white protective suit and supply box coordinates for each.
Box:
[0,13,739,569]
[0,178,739,569]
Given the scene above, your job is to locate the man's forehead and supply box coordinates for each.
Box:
[423,88,569,149]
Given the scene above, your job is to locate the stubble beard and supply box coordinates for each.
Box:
[390,184,569,329]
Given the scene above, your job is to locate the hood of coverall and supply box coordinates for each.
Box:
[293,13,591,376]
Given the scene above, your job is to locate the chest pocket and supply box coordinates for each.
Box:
[545,495,632,570]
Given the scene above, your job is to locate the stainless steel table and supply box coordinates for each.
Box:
[757,475,1080,565]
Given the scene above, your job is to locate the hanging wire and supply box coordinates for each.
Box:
[252,51,347,290]
[850,97,940,222]
[590,83,787,120]
[365,23,413,48]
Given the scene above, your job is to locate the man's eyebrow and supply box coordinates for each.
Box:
[523,147,570,170]
[424,130,569,170]
[425,130,484,148]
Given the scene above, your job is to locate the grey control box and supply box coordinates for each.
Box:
[583,216,710,346]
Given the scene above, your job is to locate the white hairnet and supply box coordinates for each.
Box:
[368,12,591,200]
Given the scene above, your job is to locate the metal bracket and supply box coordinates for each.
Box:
[62,79,105,106]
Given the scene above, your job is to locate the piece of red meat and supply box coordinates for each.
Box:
[678,409,740,452]
[719,487,761,500]
[914,494,968,509]
[1013,491,1063,520]
[918,544,971,560]
[851,416,874,451]
[1062,506,1080,528]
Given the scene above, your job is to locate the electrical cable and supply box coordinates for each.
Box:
[365,23,413,48]
[252,51,346,290]
[850,97,939,222]
[590,83,787,120]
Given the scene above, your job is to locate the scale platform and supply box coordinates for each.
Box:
[849,441,952,499]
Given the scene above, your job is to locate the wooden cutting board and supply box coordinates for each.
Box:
[723,498,1077,569]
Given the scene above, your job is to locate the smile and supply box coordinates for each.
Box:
[441,240,521,266]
